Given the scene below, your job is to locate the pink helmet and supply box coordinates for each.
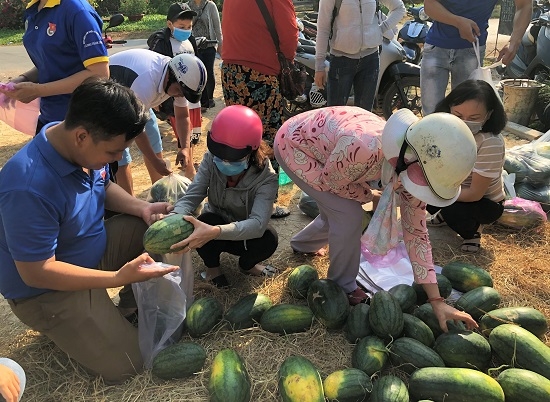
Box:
[207,105,263,161]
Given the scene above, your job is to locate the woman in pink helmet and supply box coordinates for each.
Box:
[171,105,279,288]
[275,106,479,332]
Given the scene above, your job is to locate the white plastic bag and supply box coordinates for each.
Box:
[132,270,187,368]
[162,252,195,307]
[147,173,192,204]
[468,38,502,103]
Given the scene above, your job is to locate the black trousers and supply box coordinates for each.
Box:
[197,46,216,107]
[197,212,278,270]
[427,198,504,239]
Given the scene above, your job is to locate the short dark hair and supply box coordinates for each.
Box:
[434,79,507,134]
[64,77,148,142]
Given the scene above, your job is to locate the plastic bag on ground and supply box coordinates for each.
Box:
[132,270,187,368]
[497,197,548,229]
[515,181,550,211]
[147,173,192,205]
[503,142,550,185]
[162,252,195,307]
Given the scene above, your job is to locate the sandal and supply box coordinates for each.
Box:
[241,264,277,277]
[347,287,370,306]
[461,232,481,253]
[292,247,327,257]
[271,205,290,219]
[200,271,230,289]
[427,211,447,227]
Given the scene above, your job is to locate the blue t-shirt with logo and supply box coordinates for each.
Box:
[23,0,108,124]
[426,0,499,49]
[0,124,110,299]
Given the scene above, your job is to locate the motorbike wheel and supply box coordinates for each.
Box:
[380,76,422,119]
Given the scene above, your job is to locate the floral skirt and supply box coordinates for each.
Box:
[221,63,285,149]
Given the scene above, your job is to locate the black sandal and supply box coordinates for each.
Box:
[461,232,481,253]
[241,265,277,277]
[427,211,447,227]
[200,271,230,289]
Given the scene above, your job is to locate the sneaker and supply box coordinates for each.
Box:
[347,287,369,306]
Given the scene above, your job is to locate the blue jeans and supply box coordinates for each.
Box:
[327,52,380,111]
[119,110,162,166]
[420,44,485,115]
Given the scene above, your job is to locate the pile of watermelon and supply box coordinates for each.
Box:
[149,261,550,402]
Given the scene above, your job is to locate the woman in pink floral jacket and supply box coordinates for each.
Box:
[275,106,479,331]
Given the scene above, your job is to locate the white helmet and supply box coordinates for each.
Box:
[168,53,207,103]
[381,109,477,207]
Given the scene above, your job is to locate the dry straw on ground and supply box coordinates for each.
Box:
[0,110,549,400]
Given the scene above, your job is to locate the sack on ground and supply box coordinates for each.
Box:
[515,181,550,210]
[147,173,192,204]
[278,53,306,100]
[503,142,550,185]
[497,197,547,229]
[132,270,187,368]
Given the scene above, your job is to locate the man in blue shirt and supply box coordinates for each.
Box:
[420,0,532,115]
[0,78,177,383]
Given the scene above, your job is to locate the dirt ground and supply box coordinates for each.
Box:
[0,22,549,402]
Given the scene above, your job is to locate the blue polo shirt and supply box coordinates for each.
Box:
[0,123,109,299]
[425,0,498,49]
[23,0,108,125]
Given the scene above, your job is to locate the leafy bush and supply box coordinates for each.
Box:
[0,0,26,29]
[95,0,122,16]
[120,0,148,15]
[147,0,172,15]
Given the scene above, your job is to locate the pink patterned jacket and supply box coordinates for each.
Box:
[275,107,436,284]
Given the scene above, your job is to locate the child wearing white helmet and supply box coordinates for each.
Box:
[171,105,279,288]
[427,79,507,253]
[275,106,479,331]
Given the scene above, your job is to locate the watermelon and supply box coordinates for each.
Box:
[409,367,505,402]
[412,274,453,304]
[441,261,493,292]
[307,279,350,330]
[151,341,206,379]
[351,336,389,376]
[497,368,550,402]
[344,303,372,343]
[224,293,272,330]
[388,284,417,312]
[260,304,314,335]
[389,337,445,374]
[489,324,550,379]
[433,329,492,371]
[479,306,548,337]
[369,375,409,402]
[143,213,194,254]
[278,355,324,402]
[208,348,251,402]
[287,265,319,299]
[401,313,435,347]
[148,174,191,204]
[186,296,223,338]
[368,290,404,339]
[323,368,372,402]
[455,286,501,320]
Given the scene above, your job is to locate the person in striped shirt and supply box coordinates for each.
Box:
[427,79,506,253]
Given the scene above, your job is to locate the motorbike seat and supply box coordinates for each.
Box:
[297,44,316,55]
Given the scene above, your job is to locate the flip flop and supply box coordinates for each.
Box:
[271,205,290,219]
[200,271,230,289]
[241,264,277,277]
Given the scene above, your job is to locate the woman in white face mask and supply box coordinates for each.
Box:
[427,79,508,253]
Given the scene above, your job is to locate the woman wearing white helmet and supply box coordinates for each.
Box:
[170,105,279,288]
[275,106,479,331]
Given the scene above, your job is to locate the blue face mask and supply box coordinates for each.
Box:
[172,28,192,42]
[213,156,249,176]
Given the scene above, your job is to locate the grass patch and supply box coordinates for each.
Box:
[0,14,165,46]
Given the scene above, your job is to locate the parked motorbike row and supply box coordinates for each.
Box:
[288,15,422,119]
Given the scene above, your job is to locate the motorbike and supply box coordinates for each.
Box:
[533,0,550,20]
[285,22,422,120]
[103,14,127,48]
[397,6,431,64]
[497,13,550,128]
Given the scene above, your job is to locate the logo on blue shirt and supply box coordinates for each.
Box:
[82,30,103,48]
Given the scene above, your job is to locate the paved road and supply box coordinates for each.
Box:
[0,39,147,81]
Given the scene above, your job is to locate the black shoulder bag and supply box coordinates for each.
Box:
[255,0,306,100]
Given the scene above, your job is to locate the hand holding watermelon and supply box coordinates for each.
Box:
[141,202,174,226]
[169,215,221,253]
[431,301,479,332]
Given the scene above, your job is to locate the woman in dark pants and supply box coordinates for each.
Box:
[170,105,279,288]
